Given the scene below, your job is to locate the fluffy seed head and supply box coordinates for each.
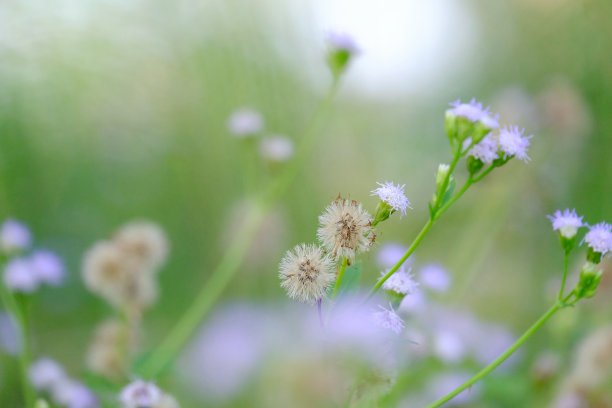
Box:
[547,209,584,239]
[113,221,168,271]
[86,319,131,380]
[279,244,335,304]
[380,266,418,295]
[498,126,531,162]
[317,198,374,261]
[371,182,411,216]
[584,222,612,255]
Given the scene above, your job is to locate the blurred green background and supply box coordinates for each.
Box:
[0,0,611,406]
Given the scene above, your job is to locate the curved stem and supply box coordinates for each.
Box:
[369,219,434,297]
[139,79,342,379]
[434,180,472,221]
[425,302,562,408]
[332,257,348,298]
[558,251,570,300]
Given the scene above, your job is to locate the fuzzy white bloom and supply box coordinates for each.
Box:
[120,380,162,408]
[29,358,67,391]
[279,244,335,304]
[372,304,404,334]
[584,222,612,255]
[227,108,264,138]
[259,136,294,162]
[317,198,374,260]
[4,258,39,293]
[498,126,531,162]
[380,266,418,295]
[547,209,584,239]
[468,135,499,164]
[113,221,168,271]
[371,182,411,216]
[0,219,31,253]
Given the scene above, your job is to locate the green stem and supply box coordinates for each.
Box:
[369,219,434,297]
[140,79,342,379]
[332,257,348,298]
[424,302,562,408]
[434,179,472,221]
[558,251,570,300]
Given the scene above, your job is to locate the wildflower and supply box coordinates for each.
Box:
[584,222,612,257]
[30,250,65,286]
[433,329,466,363]
[380,266,418,295]
[419,263,451,293]
[227,108,264,137]
[0,219,31,253]
[547,209,584,240]
[120,380,162,408]
[435,164,450,187]
[82,241,130,303]
[259,136,294,162]
[4,258,38,293]
[448,98,498,128]
[468,135,499,165]
[113,221,168,271]
[86,319,130,380]
[326,31,359,78]
[53,380,98,408]
[498,126,531,162]
[371,181,411,217]
[29,358,67,391]
[0,313,20,355]
[399,290,427,314]
[372,304,405,334]
[279,244,335,303]
[318,198,374,260]
[576,262,603,299]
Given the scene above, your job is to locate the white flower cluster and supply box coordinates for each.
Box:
[371,182,411,216]
[466,126,532,165]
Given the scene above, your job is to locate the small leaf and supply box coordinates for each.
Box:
[336,261,362,297]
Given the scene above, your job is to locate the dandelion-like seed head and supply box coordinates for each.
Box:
[317,198,374,260]
[113,221,169,271]
[547,209,584,239]
[468,135,499,164]
[371,182,411,216]
[380,266,419,295]
[372,304,405,334]
[584,222,612,256]
[227,107,264,138]
[279,244,335,304]
[498,126,531,162]
[119,380,162,408]
[86,319,130,380]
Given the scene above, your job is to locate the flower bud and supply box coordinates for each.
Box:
[466,156,484,177]
[326,32,359,79]
[435,164,450,188]
[575,262,603,299]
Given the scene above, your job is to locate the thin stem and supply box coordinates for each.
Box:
[472,165,495,183]
[425,302,562,408]
[332,257,348,298]
[316,298,324,328]
[369,219,434,297]
[140,78,342,379]
[431,148,462,212]
[558,250,570,300]
[434,179,472,221]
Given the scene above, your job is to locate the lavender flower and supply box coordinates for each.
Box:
[467,135,499,164]
[376,242,408,269]
[227,107,264,138]
[0,219,31,253]
[372,304,405,334]
[0,313,20,355]
[326,31,360,54]
[53,380,99,408]
[584,222,612,256]
[419,263,451,293]
[371,181,411,216]
[380,266,418,295]
[4,258,38,293]
[448,98,499,129]
[119,380,161,408]
[547,209,584,239]
[498,126,531,162]
[30,250,65,286]
[29,358,67,391]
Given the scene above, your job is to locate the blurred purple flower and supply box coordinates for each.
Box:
[0,312,20,355]
[30,250,65,286]
[419,263,451,293]
[376,242,409,269]
[326,31,360,54]
[4,257,38,293]
[0,219,31,253]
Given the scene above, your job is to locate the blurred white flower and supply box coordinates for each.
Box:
[259,135,294,162]
[419,263,451,293]
[29,358,67,391]
[372,304,404,334]
[381,266,418,295]
[227,107,264,137]
[113,221,168,270]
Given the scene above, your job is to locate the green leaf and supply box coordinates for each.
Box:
[336,261,362,296]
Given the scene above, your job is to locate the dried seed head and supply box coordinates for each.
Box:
[279,244,335,304]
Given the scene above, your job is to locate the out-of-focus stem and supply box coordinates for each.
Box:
[331,257,348,298]
[558,250,570,300]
